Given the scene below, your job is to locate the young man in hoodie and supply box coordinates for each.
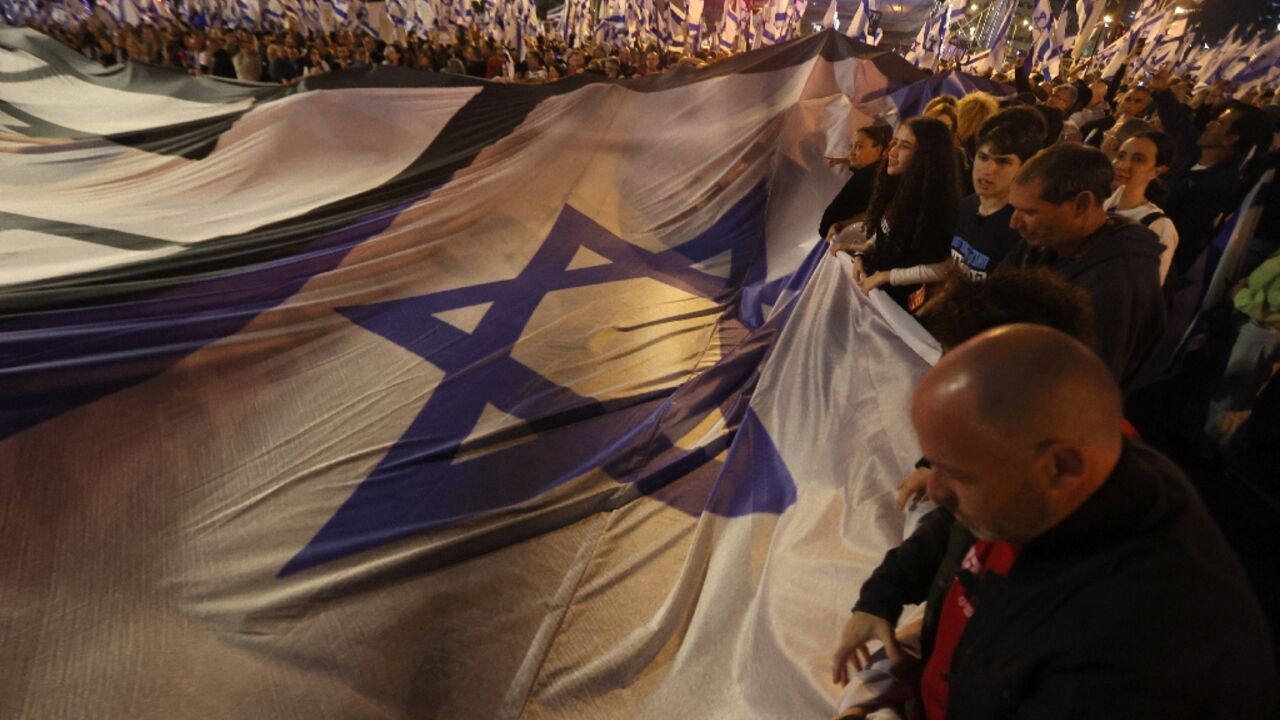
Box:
[998,143,1165,394]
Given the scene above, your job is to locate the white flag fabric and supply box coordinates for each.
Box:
[1232,33,1280,89]
[1028,0,1060,79]
[846,0,881,45]
[904,6,945,68]
[720,0,741,52]
[1073,0,1105,58]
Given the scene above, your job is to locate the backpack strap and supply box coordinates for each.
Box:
[1139,211,1167,227]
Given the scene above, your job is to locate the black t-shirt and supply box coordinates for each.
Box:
[950,194,1020,280]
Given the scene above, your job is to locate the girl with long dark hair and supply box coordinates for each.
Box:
[836,116,962,311]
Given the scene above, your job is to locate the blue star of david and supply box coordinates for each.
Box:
[279,184,796,576]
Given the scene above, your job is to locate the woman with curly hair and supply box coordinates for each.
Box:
[831,116,962,311]
[955,91,999,157]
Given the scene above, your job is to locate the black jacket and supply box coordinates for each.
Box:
[1151,89,1245,278]
[819,163,877,237]
[210,48,237,79]
[854,440,1280,719]
[998,217,1166,393]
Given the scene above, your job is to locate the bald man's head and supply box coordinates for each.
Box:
[912,325,1125,543]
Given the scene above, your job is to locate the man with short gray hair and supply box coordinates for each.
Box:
[997,143,1165,393]
[1046,84,1078,114]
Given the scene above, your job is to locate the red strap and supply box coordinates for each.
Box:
[919,541,1020,720]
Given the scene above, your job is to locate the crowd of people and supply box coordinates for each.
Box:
[29,15,717,83]
[820,52,1280,719]
[823,59,1278,447]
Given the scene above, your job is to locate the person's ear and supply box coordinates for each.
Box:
[1045,443,1086,489]
[1073,191,1094,216]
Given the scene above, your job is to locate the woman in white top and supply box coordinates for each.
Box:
[1105,130,1179,282]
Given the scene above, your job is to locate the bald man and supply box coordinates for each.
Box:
[833,325,1278,720]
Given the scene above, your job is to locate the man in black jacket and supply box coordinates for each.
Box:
[1147,67,1272,280]
[997,143,1165,393]
[832,325,1279,719]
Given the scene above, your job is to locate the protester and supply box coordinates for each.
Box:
[633,50,662,77]
[1045,83,1078,115]
[1104,131,1180,282]
[833,117,961,311]
[833,324,1279,720]
[820,124,893,239]
[206,36,236,78]
[1097,115,1154,160]
[1148,67,1272,280]
[953,91,998,159]
[998,143,1165,393]
[232,34,262,82]
[266,43,297,84]
[923,102,959,137]
[950,106,1046,280]
[303,46,331,76]
[1067,79,1110,130]
[1081,85,1154,146]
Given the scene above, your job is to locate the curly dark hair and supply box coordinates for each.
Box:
[919,268,1098,351]
[865,117,962,270]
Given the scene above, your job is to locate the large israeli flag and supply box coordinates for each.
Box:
[0,26,943,720]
